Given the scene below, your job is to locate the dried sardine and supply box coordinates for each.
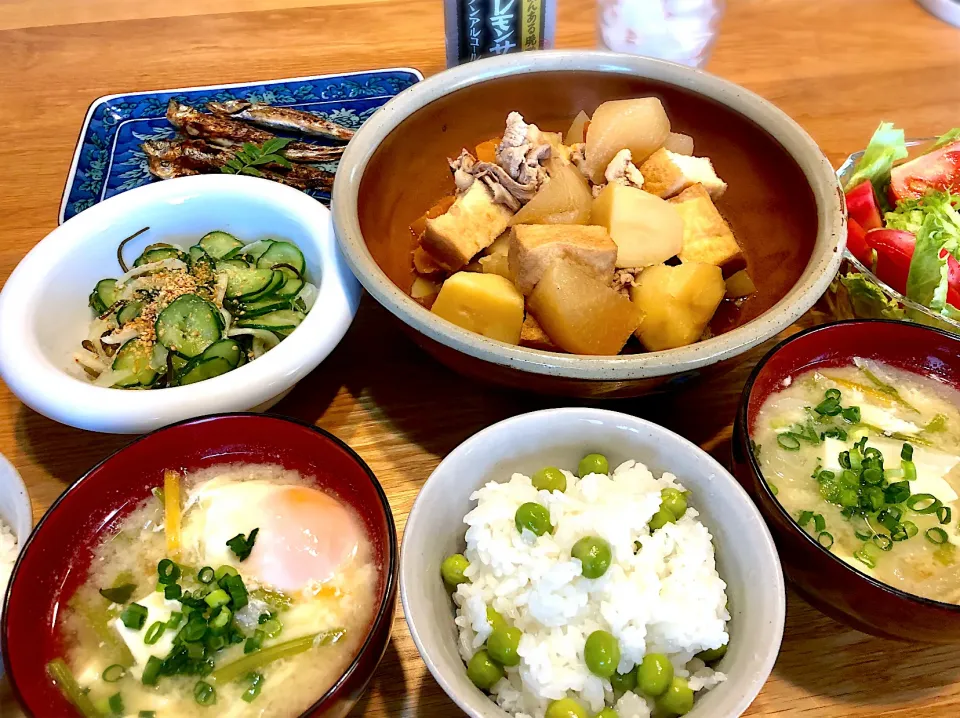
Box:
[166,101,344,163]
[207,100,355,142]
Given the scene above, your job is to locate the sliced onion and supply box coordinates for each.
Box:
[251,336,266,359]
[239,240,270,258]
[296,282,318,312]
[73,351,107,373]
[87,317,117,359]
[115,258,187,287]
[219,306,232,333]
[227,328,280,349]
[101,326,139,345]
[94,368,134,388]
[214,271,228,306]
[149,344,168,372]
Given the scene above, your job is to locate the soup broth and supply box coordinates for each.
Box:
[56,464,377,717]
[753,359,960,603]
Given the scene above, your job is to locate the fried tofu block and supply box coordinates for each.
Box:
[422,181,513,271]
[519,313,560,351]
[668,184,744,275]
[413,246,445,275]
[431,272,524,345]
[508,224,617,295]
[639,148,727,200]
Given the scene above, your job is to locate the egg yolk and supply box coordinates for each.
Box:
[246,486,361,594]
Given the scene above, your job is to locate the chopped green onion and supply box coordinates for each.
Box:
[841,406,861,423]
[907,493,942,514]
[142,656,163,686]
[144,621,166,645]
[884,481,911,504]
[839,451,851,469]
[258,612,273,625]
[939,506,953,525]
[863,486,884,512]
[798,510,814,528]
[108,692,124,715]
[186,641,206,660]
[768,483,779,496]
[877,507,901,532]
[209,607,232,631]
[198,567,216,584]
[214,565,238,581]
[157,559,181,585]
[854,528,873,541]
[816,470,836,483]
[813,514,826,533]
[244,629,265,654]
[853,546,876,569]
[901,443,914,461]
[226,528,260,562]
[99,583,137,605]
[194,680,216,706]
[862,467,884,486]
[102,664,126,683]
[164,584,182,600]
[903,461,917,482]
[120,603,148,630]
[872,534,893,551]
[261,618,282,638]
[815,398,842,416]
[839,488,859,508]
[849,447,863,471]
[167,611,184,629]
[925,527,949,545]
[242,673,264,703]
[817,531,834,549]
[777,433,801,451]
[890,524,909,542]
[182,618,207,642]
[206,634,227,652]
[902,521,919,538]
[205,589,230,609]
[824,388,841,401]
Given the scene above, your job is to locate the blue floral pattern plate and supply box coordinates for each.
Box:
[59,68,422,224]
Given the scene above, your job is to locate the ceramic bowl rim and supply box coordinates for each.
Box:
[400,406,786,718]
[0,412,399,716]
[737,318,960,614]
[332,49,846,381]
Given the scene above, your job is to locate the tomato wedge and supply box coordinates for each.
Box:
[939,248,960,310]
[846,217,875,267]
[845,180,883,231]
[889,139,960,204]
[864,229,915,295]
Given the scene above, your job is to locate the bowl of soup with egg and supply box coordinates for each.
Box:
[733,320,960,642]
[1,413,397,716]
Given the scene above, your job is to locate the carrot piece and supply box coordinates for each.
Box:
[410,195,458,241]
[475,137,500,163]
[164,469,181,557]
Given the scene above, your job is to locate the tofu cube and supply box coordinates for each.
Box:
[431,272,525,345]
[519,313,560,351]
[639,148,727,200]
[422,181,514,271]
[668,184,745,274]
[508,224,617,295]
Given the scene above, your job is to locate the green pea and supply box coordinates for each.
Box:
[609,668,636,694]
[584,630,620,678]
[515,502,553,536]
[545,698,588,718]
[441,554,469,589]
[655,676,694,716]
[649,508,677,531]
[487,627,522,667]
[532,467,567,493]
[578,453,610,478]
[637,653,673,697]
[660,488,687,519]
[466,649,504,691]
[696,643,728,663]
[594,710,618,718]
[571,536,612,579]
[486,606,507,633]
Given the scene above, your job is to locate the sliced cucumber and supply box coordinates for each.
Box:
[218,258,250,270]
[112,338,157,387]
[89,278,118,314]
[258,242,305,275]
[235,295,293,319]
[240,240,274,263]
[134,247,188,267]
[222,266,276,299]
[178,357,234,386]
[199,231,244,259]
[155,294,223,358]
[188,245,207,264]
[117,301,143,326]
[239,270,285,303]
[236,309,304,331]
[200,338,243,368]
[275,277,304,298]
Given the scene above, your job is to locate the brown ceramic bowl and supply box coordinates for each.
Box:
[732,320,960,642]
[332,51,845,398]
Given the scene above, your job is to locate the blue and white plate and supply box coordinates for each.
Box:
[59,68,422,223]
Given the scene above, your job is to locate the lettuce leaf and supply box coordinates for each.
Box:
[905,194,960,308]
[838,272,906,320]
[844,122,909,200]
[931,128,960,152]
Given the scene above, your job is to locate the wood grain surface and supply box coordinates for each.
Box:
[1,0,960,715]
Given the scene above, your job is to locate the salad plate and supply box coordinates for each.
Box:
[59,68,422,224]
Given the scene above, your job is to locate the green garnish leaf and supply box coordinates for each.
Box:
[99,583,137,604]
[930,128,960,152]
[240,166,264,178]
[221,138,294,176]
[844,122,909,203]
[226,528,259,562]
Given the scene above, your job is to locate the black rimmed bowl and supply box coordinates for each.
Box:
[732,320,960,642]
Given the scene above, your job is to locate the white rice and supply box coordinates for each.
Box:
[454,460,729,718]
[0,518,19,601]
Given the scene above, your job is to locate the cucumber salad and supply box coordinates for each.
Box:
[75,229,316,389]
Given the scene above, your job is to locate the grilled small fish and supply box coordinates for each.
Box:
[207,100,355,142]
[142,139,334,192]
[166,101,344,163]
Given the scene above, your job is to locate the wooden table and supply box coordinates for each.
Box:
[1,0,960,715]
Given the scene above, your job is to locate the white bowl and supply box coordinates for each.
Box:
[401,408,785,718]
[0,175,361,434]
[0,452,31,677]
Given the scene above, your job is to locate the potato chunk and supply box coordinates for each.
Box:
[725,269,756,298]
[422,181,513,271]
[508,224,617,295]
[630,263,725,351]
[583,98,671,183]
[668,184,744,274]
[510,163,593,226]
[591,184,684,268]
[528,262,642,355]
[478,231,512,279]
[431,272,524,345]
